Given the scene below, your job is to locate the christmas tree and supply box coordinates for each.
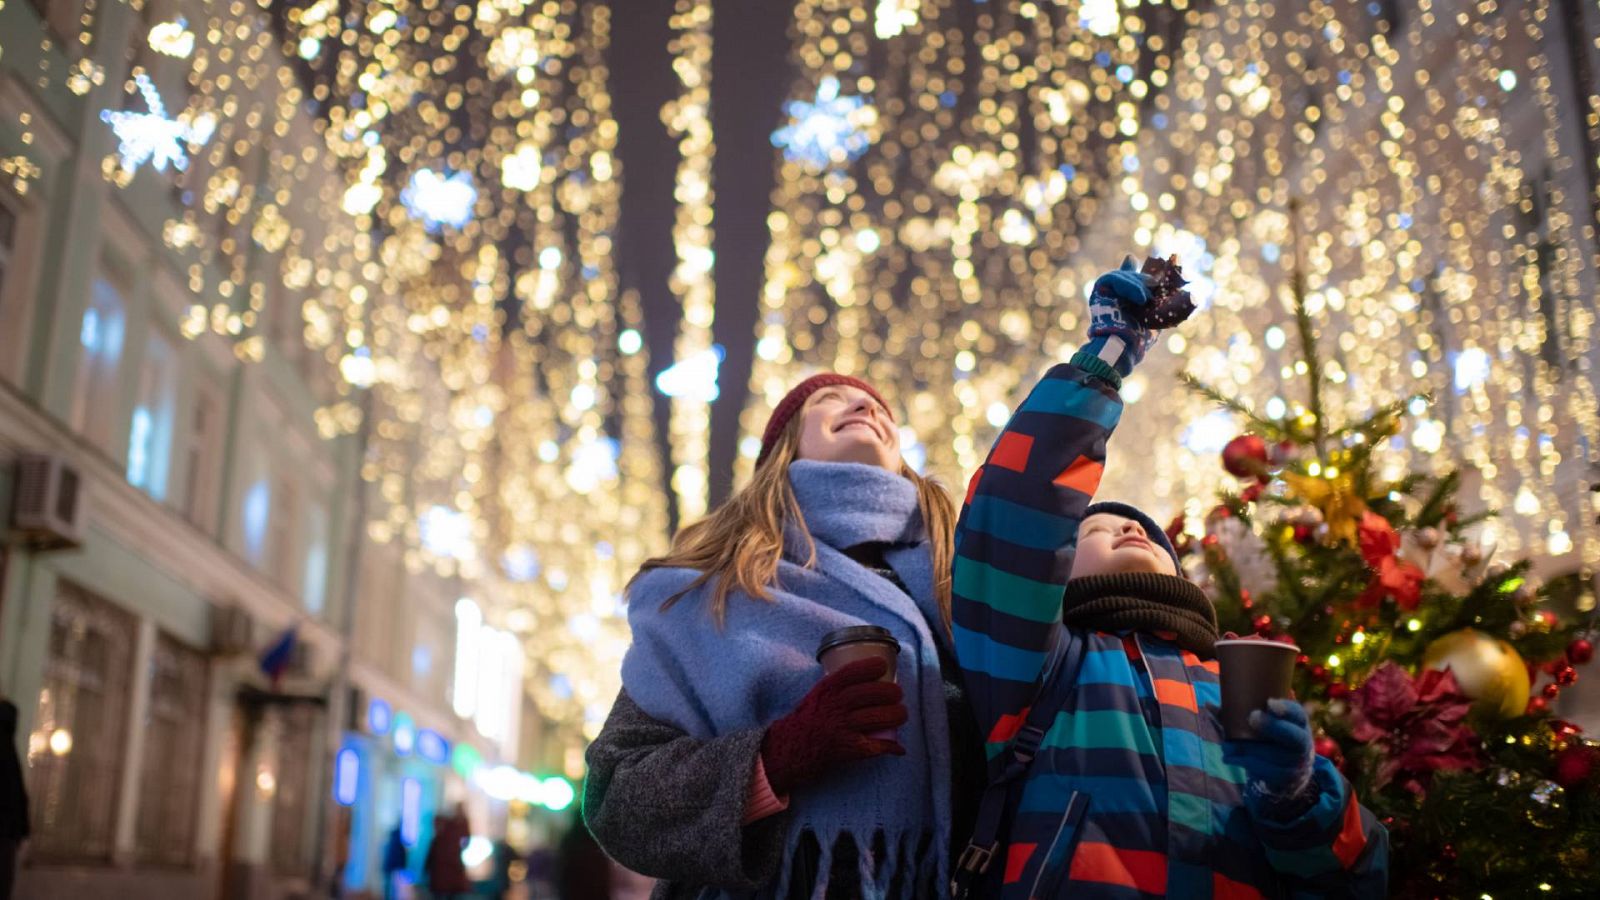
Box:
[1171,265,1600,897]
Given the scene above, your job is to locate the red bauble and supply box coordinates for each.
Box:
[1543,683,1562,699]
[1253,614,1274,635]
[1327,682,1350,700]
[1222,434,1270,481]
[1550,719,1584,739]
[1557,665,1579,687]
[1313,736,1344,768]
[1553,745,1598,788]
[1528,696,1550,714]
[1292,524,1313,543]
[1568,638,1595,666]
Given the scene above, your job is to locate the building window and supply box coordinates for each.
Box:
[268,476,299,589]
[135,633,207,867]
[70,268,129,452]
[128,330,178,500]
[452,598,523,752]
[239,446,272,566]
[302,502,329,615]
[180,387,223,530]
[27,581,136,863]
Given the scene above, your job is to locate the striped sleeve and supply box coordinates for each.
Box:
[1252,757,1390,894]
[951,352,1124,760]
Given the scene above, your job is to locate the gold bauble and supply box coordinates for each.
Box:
[1422,628,1531,718]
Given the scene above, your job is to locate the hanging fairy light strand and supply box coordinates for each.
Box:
[743,0,1595,574]
[1,0,671,751]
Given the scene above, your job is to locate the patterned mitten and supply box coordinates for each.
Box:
[1227,698,1319,821]
[760,657,908,795]
[1084,256,1159,376]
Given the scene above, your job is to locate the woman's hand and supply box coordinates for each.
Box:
[760,657,908,795]
[1085,256,1160,377]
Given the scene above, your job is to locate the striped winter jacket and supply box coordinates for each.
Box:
[951,352,1389,899]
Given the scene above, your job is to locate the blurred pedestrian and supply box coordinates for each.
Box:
[0,698,29,900]
[487,837,514,900]
[555,812,610,900]
[423,806,472,900]
[381,823,408,900]
[523,843,557,900]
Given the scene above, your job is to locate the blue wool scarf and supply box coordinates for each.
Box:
[622,460,953,900]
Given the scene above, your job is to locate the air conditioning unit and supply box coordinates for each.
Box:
[9,454,85,551]
[211,605,254,656]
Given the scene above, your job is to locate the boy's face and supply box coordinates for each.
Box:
[1071,512,1177,579]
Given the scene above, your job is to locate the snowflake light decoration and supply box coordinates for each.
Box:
[401,168,477,231]
[100,73,216,175]
[770,76,874,170]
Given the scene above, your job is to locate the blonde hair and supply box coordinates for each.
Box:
[629,413,956,631]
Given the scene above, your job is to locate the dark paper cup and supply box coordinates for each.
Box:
[817,626,900,740]
[1215,638,1300,740]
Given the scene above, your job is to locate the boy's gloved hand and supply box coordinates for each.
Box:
[1084,256,1159,376]
[1225,698,1319,821]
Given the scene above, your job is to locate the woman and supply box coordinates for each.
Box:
[423,805,473,900]
[584,374,984,899]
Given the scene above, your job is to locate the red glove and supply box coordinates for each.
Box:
[760,657,908,795]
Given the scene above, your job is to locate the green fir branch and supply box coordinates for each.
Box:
[1179,372,1287,439]
[1415,470,1464,529]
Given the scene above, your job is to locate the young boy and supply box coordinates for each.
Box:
[951,259,1388,898]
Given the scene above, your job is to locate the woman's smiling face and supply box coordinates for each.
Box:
[1070,512,1177,579]
[795,384,900,471]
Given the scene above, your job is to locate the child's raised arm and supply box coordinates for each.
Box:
[950,258,1164,761]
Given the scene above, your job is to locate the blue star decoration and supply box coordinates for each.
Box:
[100,73,216,175]
[770,76,874,170]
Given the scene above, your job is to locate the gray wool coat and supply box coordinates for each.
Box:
[584,689,789,900]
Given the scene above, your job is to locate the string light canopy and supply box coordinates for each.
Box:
[2,0,670,748]
[6,0,1596,752]
[740,0,1597,573]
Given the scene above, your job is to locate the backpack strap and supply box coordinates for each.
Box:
[951,628,1088,899]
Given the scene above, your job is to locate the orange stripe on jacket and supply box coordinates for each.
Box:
[1153,677,1199,713]
[990,432,1034,472]
[987,706,1031,745]
[1004,843,1036,884]
[1331,791,1369,868]
[1053,455,1104,495]
[1213,871,1267,899]
[1067,842,1168,894]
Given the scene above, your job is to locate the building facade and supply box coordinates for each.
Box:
[0,3,535,898]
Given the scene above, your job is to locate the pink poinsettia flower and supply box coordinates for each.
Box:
[1351,662,1481,793]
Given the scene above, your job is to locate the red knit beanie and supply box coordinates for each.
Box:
[756,373,893,468]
